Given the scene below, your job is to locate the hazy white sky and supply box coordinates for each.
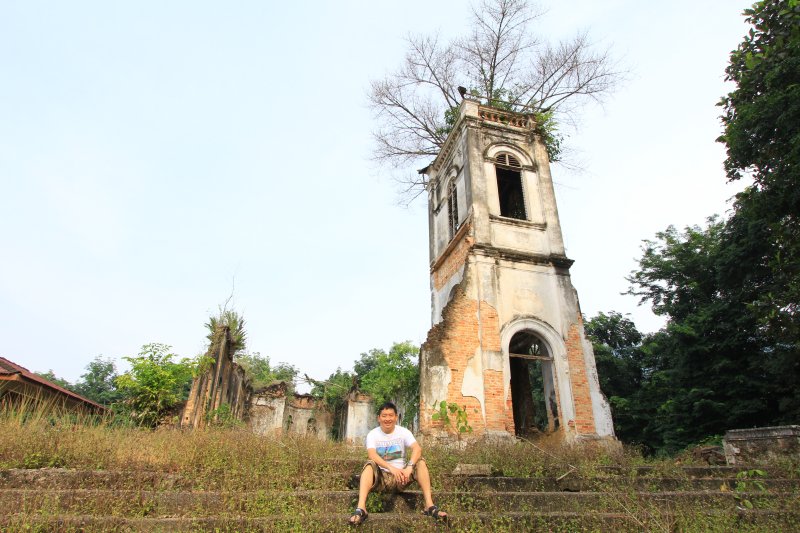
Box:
[0,1,750,387]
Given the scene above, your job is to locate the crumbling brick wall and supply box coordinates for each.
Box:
[565,316,596,435]
[420,278,505,436]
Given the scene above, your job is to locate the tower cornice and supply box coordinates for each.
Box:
[471,242,574,270]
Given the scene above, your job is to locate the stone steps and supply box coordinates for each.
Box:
[2,487,795,516]
[3,510,800,533]
[6,467,798,491]
[2,467,797,532]
[451,475,800,492]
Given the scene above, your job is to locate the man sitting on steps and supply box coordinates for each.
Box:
[348,401,449,526]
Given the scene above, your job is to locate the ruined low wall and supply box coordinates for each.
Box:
[247,384,334,439]
[283,395,333,440]
[181,329,364,441]
[724,426,800,465]
[249,395,286,436]
[342,393,374,444]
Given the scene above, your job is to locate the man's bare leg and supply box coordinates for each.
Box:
[414,460,446,516]
[356,463,374,511]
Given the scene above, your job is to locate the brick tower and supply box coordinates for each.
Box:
[418,99,615,444]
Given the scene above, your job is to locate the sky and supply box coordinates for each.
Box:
[0,1,751,388]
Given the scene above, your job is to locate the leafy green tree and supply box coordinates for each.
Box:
[115,343,197,427]
[354,341,420,427]
[627,220,788,453]
[272,362,299,384]
[718,0,800,362]
[73,356,122,407]
[312,342,420,433]
[309,368,357,439]
[585,312,646,442]
[34,370,74,391]
[235,351,272,389]
[604,2,800,455]
[236,351,299,391]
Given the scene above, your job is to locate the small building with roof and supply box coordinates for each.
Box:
[0,357,106,414]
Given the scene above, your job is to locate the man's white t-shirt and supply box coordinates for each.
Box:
[365,425,417,471]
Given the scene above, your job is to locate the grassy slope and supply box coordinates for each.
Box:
[1,405,798,532]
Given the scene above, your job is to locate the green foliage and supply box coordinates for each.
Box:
[236,351,271,388]
[72,356,122,407]
[431,400,473,435]
[22,451,66,469]
[585,312,650,445]
[205,308,247,356]
[532,109,562,163]
[733,469,768,509]
[607,1,800,455]
[236,351,298,392]
[272,362,299,384]
[719,0,800,187]
[34,370,74,391]
[312,341,419,435]
[115,343,197,427]
[205,403,243,429]
[718,0,800,359]
[624,214,799,454]
[354,341,420,426]
[439,87,564,162]
[309,368,356,439]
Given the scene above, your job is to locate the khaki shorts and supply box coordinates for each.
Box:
[362,457,426,493]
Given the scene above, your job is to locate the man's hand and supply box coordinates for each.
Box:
[387,465,409,485]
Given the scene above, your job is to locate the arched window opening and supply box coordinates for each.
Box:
[447,179,459,239]
[307,417,317,435]
[508,330,559,436]
[495,153,526,220]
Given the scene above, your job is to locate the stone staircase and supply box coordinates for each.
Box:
[1,462,798,532]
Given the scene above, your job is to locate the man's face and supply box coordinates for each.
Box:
[378,408,398,433]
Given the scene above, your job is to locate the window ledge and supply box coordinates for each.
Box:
[489,214,546,230]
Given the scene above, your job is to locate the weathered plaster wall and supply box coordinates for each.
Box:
[283,395,332,440]
[343,393,374,444]
[249,395,286,436]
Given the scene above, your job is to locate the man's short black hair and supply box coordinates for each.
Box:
[377,401,398,415]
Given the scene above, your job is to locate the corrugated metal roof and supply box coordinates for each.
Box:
[0,356,108,412]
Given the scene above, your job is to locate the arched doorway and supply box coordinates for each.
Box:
[508,330,559,436]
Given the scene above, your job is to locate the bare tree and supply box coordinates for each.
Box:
[369,0,621,202]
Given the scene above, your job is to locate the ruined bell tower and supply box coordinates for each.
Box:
[418,99,615,444]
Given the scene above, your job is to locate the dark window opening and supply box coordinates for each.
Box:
[307,417,317,435]
[447,180,459,239]
[509,330,559,436]
[496,167,526,220]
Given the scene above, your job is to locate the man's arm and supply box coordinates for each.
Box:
[367,447,408,484]
[366,447,395,471]
[402,442,422,478]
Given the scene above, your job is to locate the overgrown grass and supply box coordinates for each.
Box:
[0,400,773,483]
[0,400,367,490]
[2,402,798,532]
